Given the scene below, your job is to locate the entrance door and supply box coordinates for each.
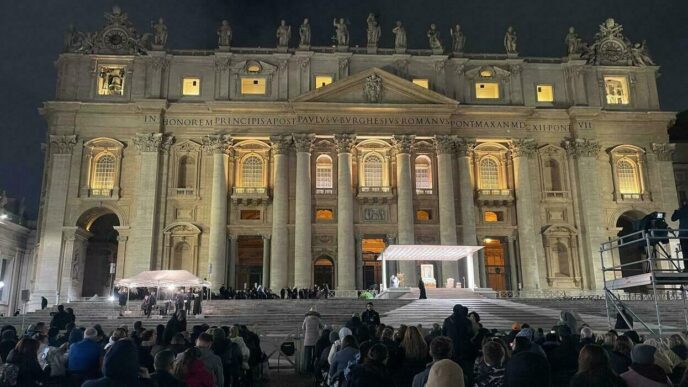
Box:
[362,238,386,290]
[484,238,507,291]
[236,236,263,289]
[616,211,646,278]
[313,257,334,288]
[82,213,119,297]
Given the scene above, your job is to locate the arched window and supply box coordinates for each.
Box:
[363,154,383,187]
[177,156,196,188]
[92,154,116,191]
[415,156,432,190]
[173,242,192,271]
[242,155,263,187]
[555,242,570,277]
[478,158,499,189]
[316,155,333,188]
[617,159,640,194]
[545,159,562,191]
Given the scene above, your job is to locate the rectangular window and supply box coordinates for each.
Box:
[97,66,126,96]
[182,77,201,96]
[241,77,267,95]
[484,211,504,222]
[316,209,334,220]
[475,82,499,99]
[536,84,554,102]
[315,75,333,89]
[240,210,261,220]
[416,210,432,221]
[604,76,630,105]
[412,79,430,89]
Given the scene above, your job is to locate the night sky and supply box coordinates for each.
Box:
[2,0,687,217]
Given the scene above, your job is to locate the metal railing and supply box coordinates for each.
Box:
[543,190,568,199]
[359,186,392,193]
[233,187,268,195]
[415,188,433,195]
[175,188,194,196]
[89,189,113,197]
[314,188,335,195]
[477,189,512,196]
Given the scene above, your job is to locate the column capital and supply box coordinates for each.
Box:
[392,135,415,154]
[270,135,292,155]
[564,137,601,158]
[433,135,456,154]
[334,134,357,154]
[133,133,174,154]
[202,134,232,154]
[455,138,477,157]
[49,135,78,155]
[509,138,538,159]
[292,133,315,153]
[651,142,675,161]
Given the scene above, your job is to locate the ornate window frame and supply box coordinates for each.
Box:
[537,144,569,200]
[356,139,391,193]
[180,75,202,99]
[542,225,581,288]
[414,155,433,194]
[81,138,124,200]
[315,154,334,191]
[599,73,635,109]
[91,59,133,101]
[464,65,511,104]
[231,60,278,99]
[171,140,201,199]
[162,222,201,273]
[609,145,648,202]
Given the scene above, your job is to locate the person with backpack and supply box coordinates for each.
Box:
[3,337,47,386]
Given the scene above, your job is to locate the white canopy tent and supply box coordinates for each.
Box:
[377,245,484,290]
[115,270,211,289]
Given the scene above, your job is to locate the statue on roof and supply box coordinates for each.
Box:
[299,18,311,47]
[366,13,381,47]
[217,20,232,47]
[333,18,349,46]
[565,26,583,56]
[392,21,407,51]
[584,18,635,65]
[276,20,291,48]
[450,24,466,53]
[504,26,517,54]
[151,17,168,48]
[630,40,655,66]
[427,24,443,52]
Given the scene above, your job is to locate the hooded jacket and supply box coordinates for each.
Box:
[82,339,152,387]
[426,359,465,387]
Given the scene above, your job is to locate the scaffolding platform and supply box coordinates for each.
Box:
[606,272,688,290]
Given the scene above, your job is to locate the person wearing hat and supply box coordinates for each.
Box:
[620,344,671,387]
[506,322,521,344]
[514,327,547,358]
[425,358,464,387]
[302,306,323,373]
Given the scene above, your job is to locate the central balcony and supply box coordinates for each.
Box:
[357,186,394,204]
[476,188,514,205]
[231,186,271,205]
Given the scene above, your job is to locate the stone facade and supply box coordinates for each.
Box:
[33,10,679,308]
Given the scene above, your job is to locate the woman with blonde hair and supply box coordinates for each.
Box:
[396,326,429,387]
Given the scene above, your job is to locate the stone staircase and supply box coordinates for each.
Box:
[398,287,486,299]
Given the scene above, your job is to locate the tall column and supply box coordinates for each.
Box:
[228,235,238,288]
[32,135,77,308]
[203,134,231,289]
[456,138,480,288]
[565,138,607,289]
[651,143,680,270]
[392,135,417,285]
[335,134,357,290]
[293,134,315,288]
[126,133,172,277]
[434,135,459,286]
[269,135,292,290]
[511,138,542,290]
[262,235,271,287]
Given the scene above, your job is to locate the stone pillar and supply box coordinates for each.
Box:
[335,134,357,290]
[511,138,542,290]
[113,230,129,280]
[355,234,363,289]
[456,138,480,288]
[262,235,271,287]
[293,134,315,288]
[269,135,292,290]
[228,235,238,288]
[32,135,77,308]
[203,134,231,289]
[392,135,417,285]
[507,235,519,290]
[126,133,172,277]
[434,135,459,285]
[652,143,680,267]
[61,228,91,302]
[565,138,607,289]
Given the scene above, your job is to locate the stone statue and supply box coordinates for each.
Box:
[427,24,443,51]
[598,18,623,39]
[333,18,349,46]
[276,20,291,48]
[299,18,311,47]
[450,24,466,53]
[564,26,583,55]
[366,13,381,47]
[364,74,383,103]
[630,40,655,66]
[64,24,77,51]
[504,26,517,54]
[392,21,407,50]
[217,20,232,47]
[151,17,168,47]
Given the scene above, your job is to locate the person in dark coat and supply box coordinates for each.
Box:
[151,350,184,387]
[609,335,633,375]
[41,296,48,310]
[672,200,688,271]
[50,305,69,329]
[615,306,633,330]
[83,339,154,387]
[163,312,181,345]
[361,302,381,326]
[7,337,48,387]
[347,343,395,387]
[0,329,17,363]
[442,304,476,385]
[118,288,128,315]
[412,336,453,387]
[570,344,626,387]
[418,279,427,299]
[505,351,551,387]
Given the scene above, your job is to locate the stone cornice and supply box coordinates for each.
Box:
[270,135,292,154]
[49,135,78,155]
[564,138,601,158]
[433,135,455,154]
[201,134,231,154]
[133,133,174,153]
[292,133,315,153]
[509,138,538,158]
[392,135,415,154]
[334,134,357,153]
[651,142,675,161]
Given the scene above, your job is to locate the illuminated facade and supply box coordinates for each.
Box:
[32,9,679,307]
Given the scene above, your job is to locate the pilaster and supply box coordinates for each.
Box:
[335,134,356,290]
[269,135,292,290]
[203,134,231,289]
[293,133,315,287]
[434,135,459,285]
[392,135,417,284]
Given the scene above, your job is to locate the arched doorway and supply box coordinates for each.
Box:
[81,213,119,297]
[616,210,646,278]
[236,236,263,289]
[313,257,334,288]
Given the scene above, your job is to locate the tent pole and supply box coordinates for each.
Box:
[382,253,387,292]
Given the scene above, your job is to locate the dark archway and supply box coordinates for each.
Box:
[313,256,334,288]
[81,213,119,297]
[616,210,646,278]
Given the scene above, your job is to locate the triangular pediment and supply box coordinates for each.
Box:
[292,67,459,106]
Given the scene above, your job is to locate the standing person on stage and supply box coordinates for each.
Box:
[390,274,400,288]
[362,302,381,326]
[418,279,427,299]
[41,296,48,310]
[118,288,128,316]
[672,200,688,271]
[193,289,202,315]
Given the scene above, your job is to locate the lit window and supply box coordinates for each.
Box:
[315,76,333,89]
[91,153,115,196]
[617,159,640,194]
[241,78,267,95]
[240,210,261,220]
[415,156,432,190]
[604,76,630,105]
[475,82,499,99]
[363,154,383,187]
[247,64,261,73]
[412,79,430,89]
[242,155,263,187]
[536,84,554,102]
[316,209,334,220]
[315,155,333,188]
[416,210,431,221]
[479,69,494,77]
[182,77,201,96]
[479,158,500,189]
[97,66,125,96]
[485,211,504,222]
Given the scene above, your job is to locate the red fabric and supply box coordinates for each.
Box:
[184,359,215,387]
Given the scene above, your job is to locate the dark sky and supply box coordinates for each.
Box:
[1,0,687,217]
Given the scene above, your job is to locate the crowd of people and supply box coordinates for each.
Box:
[0,306,266,386]
[302,302,688,387]
[214,284,333,300]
